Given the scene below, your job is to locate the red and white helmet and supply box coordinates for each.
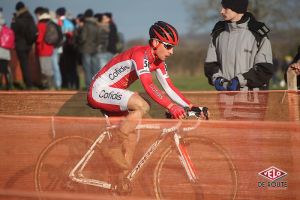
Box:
[149,21,179,46]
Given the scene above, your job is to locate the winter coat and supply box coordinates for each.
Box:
[0,25,11,60]
[11,8,37,51]
[97,24,109,53]
[205,12,274,90]
[78,18,100,54]
[36,14,53,56]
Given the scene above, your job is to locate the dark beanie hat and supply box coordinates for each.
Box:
[15,1,25,11]
[221,0,248,14]
[56,7,66,16]
[104,12,112,18]
[84,9,94,18]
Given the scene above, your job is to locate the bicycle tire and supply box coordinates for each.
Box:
[34,135,113,196]
[153,136,238,200]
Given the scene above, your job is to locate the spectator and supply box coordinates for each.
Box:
[285,46,300,89]
[34,7,54,89]
[78,9,100,88]
[72,13,84,65]
[72,13,84,89]
[55,7,77,89]
[95,13,111,69]
[289,46,300,75]
[73,13,84,49]
[0,10,12,89]
[56,7,74,36]
[47,8,63,90]
[204,0,275,91]
[104,12,118,56]
[60,21,79,90]
[11,1,37,89]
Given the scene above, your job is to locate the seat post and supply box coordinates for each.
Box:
[100,110,112,128]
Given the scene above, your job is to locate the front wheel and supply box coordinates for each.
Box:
[153,136,238,200]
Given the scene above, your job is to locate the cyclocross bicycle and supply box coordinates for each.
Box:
[34,108,238,199]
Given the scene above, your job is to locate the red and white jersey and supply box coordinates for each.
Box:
[91,45,190,109]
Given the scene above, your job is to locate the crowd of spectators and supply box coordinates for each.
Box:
[0,1,122,90]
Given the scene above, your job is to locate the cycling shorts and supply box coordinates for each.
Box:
[88,84,134,112]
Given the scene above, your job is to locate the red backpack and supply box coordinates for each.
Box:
[0,25,15,49]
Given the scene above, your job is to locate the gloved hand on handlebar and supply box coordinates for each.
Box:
[168,104,186,119]
[190,106,209,120]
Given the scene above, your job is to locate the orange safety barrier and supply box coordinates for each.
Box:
[0,90,299,121]
[0,116,299,199]
[0,91,299,199]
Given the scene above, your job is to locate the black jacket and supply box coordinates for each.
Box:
[11,8,37,51]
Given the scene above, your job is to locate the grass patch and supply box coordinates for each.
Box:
[129,73,214,92]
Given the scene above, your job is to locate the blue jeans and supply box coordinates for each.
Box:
[82,53,100,88]
[51,48,62,89]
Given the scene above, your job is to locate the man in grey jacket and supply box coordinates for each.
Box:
[204,0,275,91]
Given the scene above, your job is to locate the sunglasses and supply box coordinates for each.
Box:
[161,41,175,50]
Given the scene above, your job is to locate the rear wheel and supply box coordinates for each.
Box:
[154,136,238,200]
[34,136,114,196]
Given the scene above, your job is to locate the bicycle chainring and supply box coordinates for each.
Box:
[116,178,132,195]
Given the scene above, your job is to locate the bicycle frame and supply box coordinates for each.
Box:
[69,118,201,191]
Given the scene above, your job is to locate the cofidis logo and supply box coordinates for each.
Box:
[257,166,288,189]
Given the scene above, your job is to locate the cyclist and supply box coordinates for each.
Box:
[87,21,208,172]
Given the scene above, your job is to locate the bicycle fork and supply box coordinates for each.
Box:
[173,132,198,183]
